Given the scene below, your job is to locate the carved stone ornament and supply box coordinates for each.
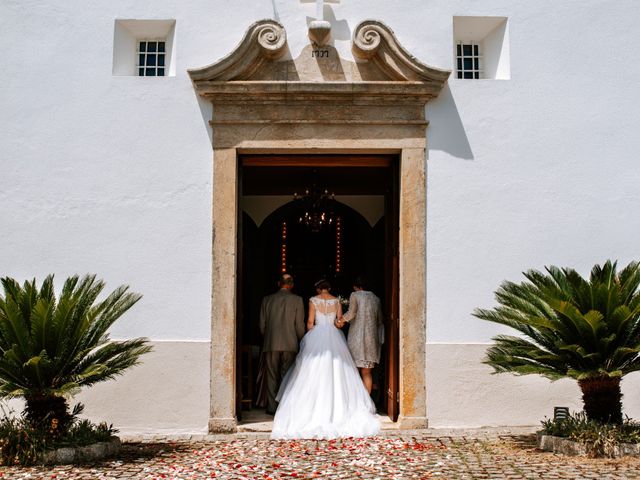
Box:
[352,20,450,83]
[308,19,331,46]
[188,19,450,103]
[188,19,287,82]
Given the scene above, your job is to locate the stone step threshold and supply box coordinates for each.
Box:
[237,411,398,433]
[120,424,539,443]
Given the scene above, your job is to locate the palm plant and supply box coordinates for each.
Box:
[0,274,151,431]
[474,260,640,424]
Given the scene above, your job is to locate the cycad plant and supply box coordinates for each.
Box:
[474,260,640,424]
[0,274,151,432]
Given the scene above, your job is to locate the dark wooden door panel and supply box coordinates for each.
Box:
[384,160,400,422]
[236,156,244,421]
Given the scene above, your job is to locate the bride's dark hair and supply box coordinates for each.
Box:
[314,279,331,291]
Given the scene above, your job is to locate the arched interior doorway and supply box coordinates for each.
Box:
[237,154,399,420]
[249,201,384,307]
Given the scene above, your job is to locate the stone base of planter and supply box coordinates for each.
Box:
[537,433,640,458]
[40,437,120,465]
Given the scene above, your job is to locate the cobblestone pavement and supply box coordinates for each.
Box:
[2,434,640,479]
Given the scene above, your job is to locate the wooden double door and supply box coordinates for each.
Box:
[236,154,400,421]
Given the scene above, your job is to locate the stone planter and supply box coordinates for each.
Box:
[537,433,640,458]
[39,436,120,465]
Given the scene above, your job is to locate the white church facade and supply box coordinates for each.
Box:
[2,0,640,434]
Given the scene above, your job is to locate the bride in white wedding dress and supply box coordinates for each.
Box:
[271,279,380,440]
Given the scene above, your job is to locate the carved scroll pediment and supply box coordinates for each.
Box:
[189,19,450,103]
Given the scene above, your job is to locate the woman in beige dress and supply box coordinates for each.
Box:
[337,276,384,393]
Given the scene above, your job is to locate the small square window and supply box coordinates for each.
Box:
[113,20,175,76]
[453,16,510,80]
[137,40,166,77]
[456,41,483,80]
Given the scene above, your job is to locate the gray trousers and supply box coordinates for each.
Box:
[264,351,296,413]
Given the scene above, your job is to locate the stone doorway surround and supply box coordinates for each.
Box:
[189,19,450,433]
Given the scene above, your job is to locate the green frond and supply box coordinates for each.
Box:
[476,260,640,381]
[0,274,150,401]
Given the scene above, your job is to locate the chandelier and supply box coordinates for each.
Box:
[293,185,336,232]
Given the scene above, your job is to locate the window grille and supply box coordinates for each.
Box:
[456,42,482,79]
[137,40,166,77]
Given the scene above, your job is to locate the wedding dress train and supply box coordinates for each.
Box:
[271,296,380,440]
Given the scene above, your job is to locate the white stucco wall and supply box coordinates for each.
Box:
[2,0,640,431]
[423,0,640,425]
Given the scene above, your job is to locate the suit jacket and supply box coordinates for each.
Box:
[260,289,305,352]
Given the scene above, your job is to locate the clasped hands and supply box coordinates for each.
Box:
[334,317,347,328]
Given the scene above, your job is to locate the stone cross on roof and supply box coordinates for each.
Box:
[300,0,339,45]
[300,0,340,22]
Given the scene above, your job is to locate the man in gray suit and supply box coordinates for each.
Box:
[260,273,305,414]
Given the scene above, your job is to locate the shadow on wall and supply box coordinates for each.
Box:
[271,0,280,22]
[196,95,213,146]
[426,84,474,160]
